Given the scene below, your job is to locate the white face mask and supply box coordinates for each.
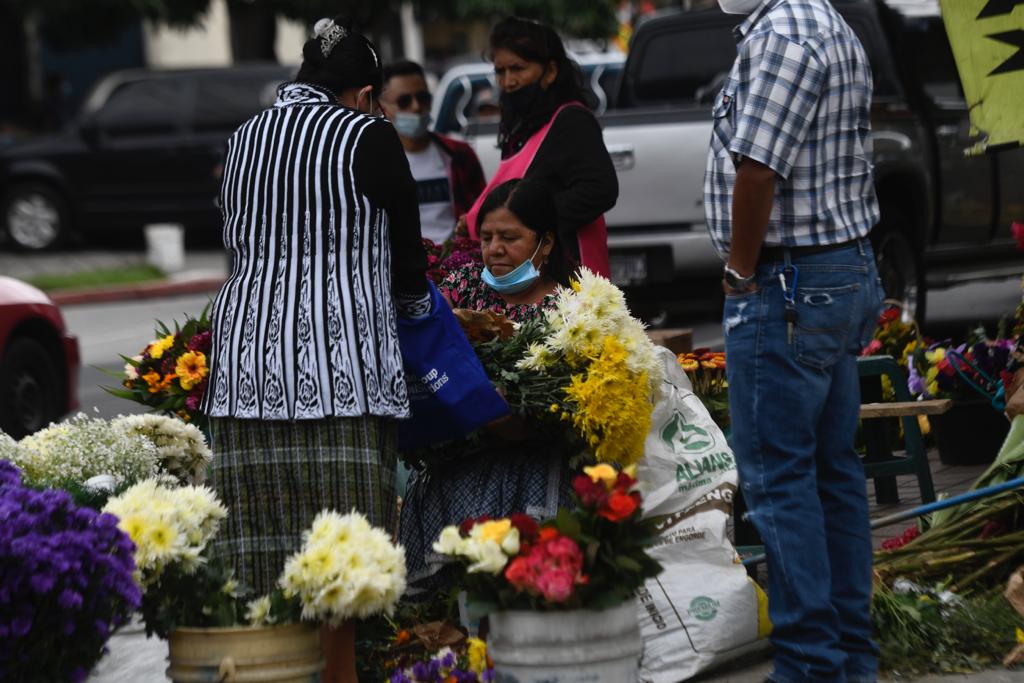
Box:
[717,0,764,14]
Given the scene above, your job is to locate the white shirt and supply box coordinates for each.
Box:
[406,142,456,244]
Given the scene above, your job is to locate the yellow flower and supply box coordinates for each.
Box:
[477,519,512,545]
[584,464,618,489]
[1016,627,1024,645]
[563,336,652,467]
[467,637,488,675]
[148,334,175,360]
[176,351,209,390]
[144,518,179,555]
[142,371,163,393]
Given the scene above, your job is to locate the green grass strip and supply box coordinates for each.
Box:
[28,264,165,292]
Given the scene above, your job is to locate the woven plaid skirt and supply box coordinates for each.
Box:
[208,416,398,595]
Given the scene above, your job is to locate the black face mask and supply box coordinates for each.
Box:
[499,81,545,122]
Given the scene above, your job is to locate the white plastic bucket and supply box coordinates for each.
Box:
[488,600,643,683]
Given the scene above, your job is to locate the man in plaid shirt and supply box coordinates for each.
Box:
[704,0,884,681]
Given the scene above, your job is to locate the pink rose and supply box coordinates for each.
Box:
[536,569,575,603]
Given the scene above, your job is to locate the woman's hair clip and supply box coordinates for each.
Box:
[314,18,347,58]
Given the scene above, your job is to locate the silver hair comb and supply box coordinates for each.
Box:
[316,19,347,58]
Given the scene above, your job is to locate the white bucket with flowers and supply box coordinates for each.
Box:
[434,465,662,683]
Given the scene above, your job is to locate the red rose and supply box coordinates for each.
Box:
[509,513,540,545]
[879,307,900,325]
[537,527,560,543]
[614,472,637,493]
[1013,221,1024,251]
[599,491,639,522]
[504,556,534,589]
[573,474,609,508]
[459,515,490,536]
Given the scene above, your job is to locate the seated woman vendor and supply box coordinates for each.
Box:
[399,177,574,598]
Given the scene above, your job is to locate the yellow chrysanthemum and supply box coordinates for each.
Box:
[176,351,208,390]
[148,334,175,360]
[563,336,652,467]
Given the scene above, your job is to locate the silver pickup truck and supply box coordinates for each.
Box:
[435,0,1024,322]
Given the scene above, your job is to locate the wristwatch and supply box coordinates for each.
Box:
[723,264,757,292]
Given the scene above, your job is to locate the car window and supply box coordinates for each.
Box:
[93,78,185,135]
[627,24,738,107]
[899,16,964,107]
[193,73,288,132]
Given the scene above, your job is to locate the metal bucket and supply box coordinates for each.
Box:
[166,622,324,683]
[488,601,643,683]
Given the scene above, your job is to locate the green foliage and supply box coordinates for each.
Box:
[139,557,247,639]
[872,582,1024,675]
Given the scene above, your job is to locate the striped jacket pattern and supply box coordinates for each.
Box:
[203,82,427,420]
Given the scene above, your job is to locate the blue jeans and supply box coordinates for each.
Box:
[723,240,883,683]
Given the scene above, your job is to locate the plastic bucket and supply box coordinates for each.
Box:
[166,622,323,683]
[488,601,643,683]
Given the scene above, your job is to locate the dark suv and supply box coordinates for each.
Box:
[0,64,293,250]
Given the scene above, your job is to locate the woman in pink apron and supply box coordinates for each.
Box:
[465,17,618,277]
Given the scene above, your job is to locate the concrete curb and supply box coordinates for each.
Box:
[49,277,225,307]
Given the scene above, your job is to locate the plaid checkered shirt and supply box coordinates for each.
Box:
[704,0,880,257]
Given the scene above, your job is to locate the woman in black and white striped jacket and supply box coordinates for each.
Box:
[202,18,428,603]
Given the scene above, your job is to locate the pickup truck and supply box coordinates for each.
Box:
[452,0,1024,323]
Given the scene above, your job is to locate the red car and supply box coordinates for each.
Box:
[0,276,79,438]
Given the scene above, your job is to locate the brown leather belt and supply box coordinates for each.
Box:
[759,239,865,263]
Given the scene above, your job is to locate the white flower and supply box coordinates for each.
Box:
[278,510,406,626]
[112,414,213,484]
[124,355,143,380]
[13,413,159,490]
[433,526,465,555]
[466,540,510,575]
[246,596,272,625]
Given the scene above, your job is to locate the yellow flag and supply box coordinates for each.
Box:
[939,0,1024,154]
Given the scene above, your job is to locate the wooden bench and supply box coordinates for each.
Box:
[860,399,952,420]
[859,356,943,505]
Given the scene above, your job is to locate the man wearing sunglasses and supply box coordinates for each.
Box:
[380,60,487,244]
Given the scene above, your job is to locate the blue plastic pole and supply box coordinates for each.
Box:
[740,476,1024,567]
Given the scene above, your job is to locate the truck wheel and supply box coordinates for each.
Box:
[871,212,926,324]
[0,337,62,439]
[2,183,68,251]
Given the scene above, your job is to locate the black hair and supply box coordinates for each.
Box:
[477,178,572,286]
[295,17,383,96]
[383,60,426,85]
[489,17,587,106]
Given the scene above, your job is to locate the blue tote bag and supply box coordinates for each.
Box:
[396,281,510,451]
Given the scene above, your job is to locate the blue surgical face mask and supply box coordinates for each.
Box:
[393,111,431,139]
[482,238,544,294]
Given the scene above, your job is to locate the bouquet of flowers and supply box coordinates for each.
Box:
[479,270,661,468]
[0,460,140,683]
[423,236,483,285]
[102,478,236,637]
[433,465,662,613]
[678,349,729,430]
[108,304,212,426]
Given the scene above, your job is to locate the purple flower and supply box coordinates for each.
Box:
[188,330,212,353]
[0,462,139,681]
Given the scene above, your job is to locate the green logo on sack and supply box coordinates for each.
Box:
[688,596,720,621]
[660,411,716,454]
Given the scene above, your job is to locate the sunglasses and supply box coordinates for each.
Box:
[391,91,432,110]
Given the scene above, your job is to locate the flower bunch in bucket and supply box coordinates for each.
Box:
[0,460,140,682]
[677,348,729,430]
[107,304,212,426]
[102,478,235,637]
[267,510,407,626]
[433,465,662,613]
